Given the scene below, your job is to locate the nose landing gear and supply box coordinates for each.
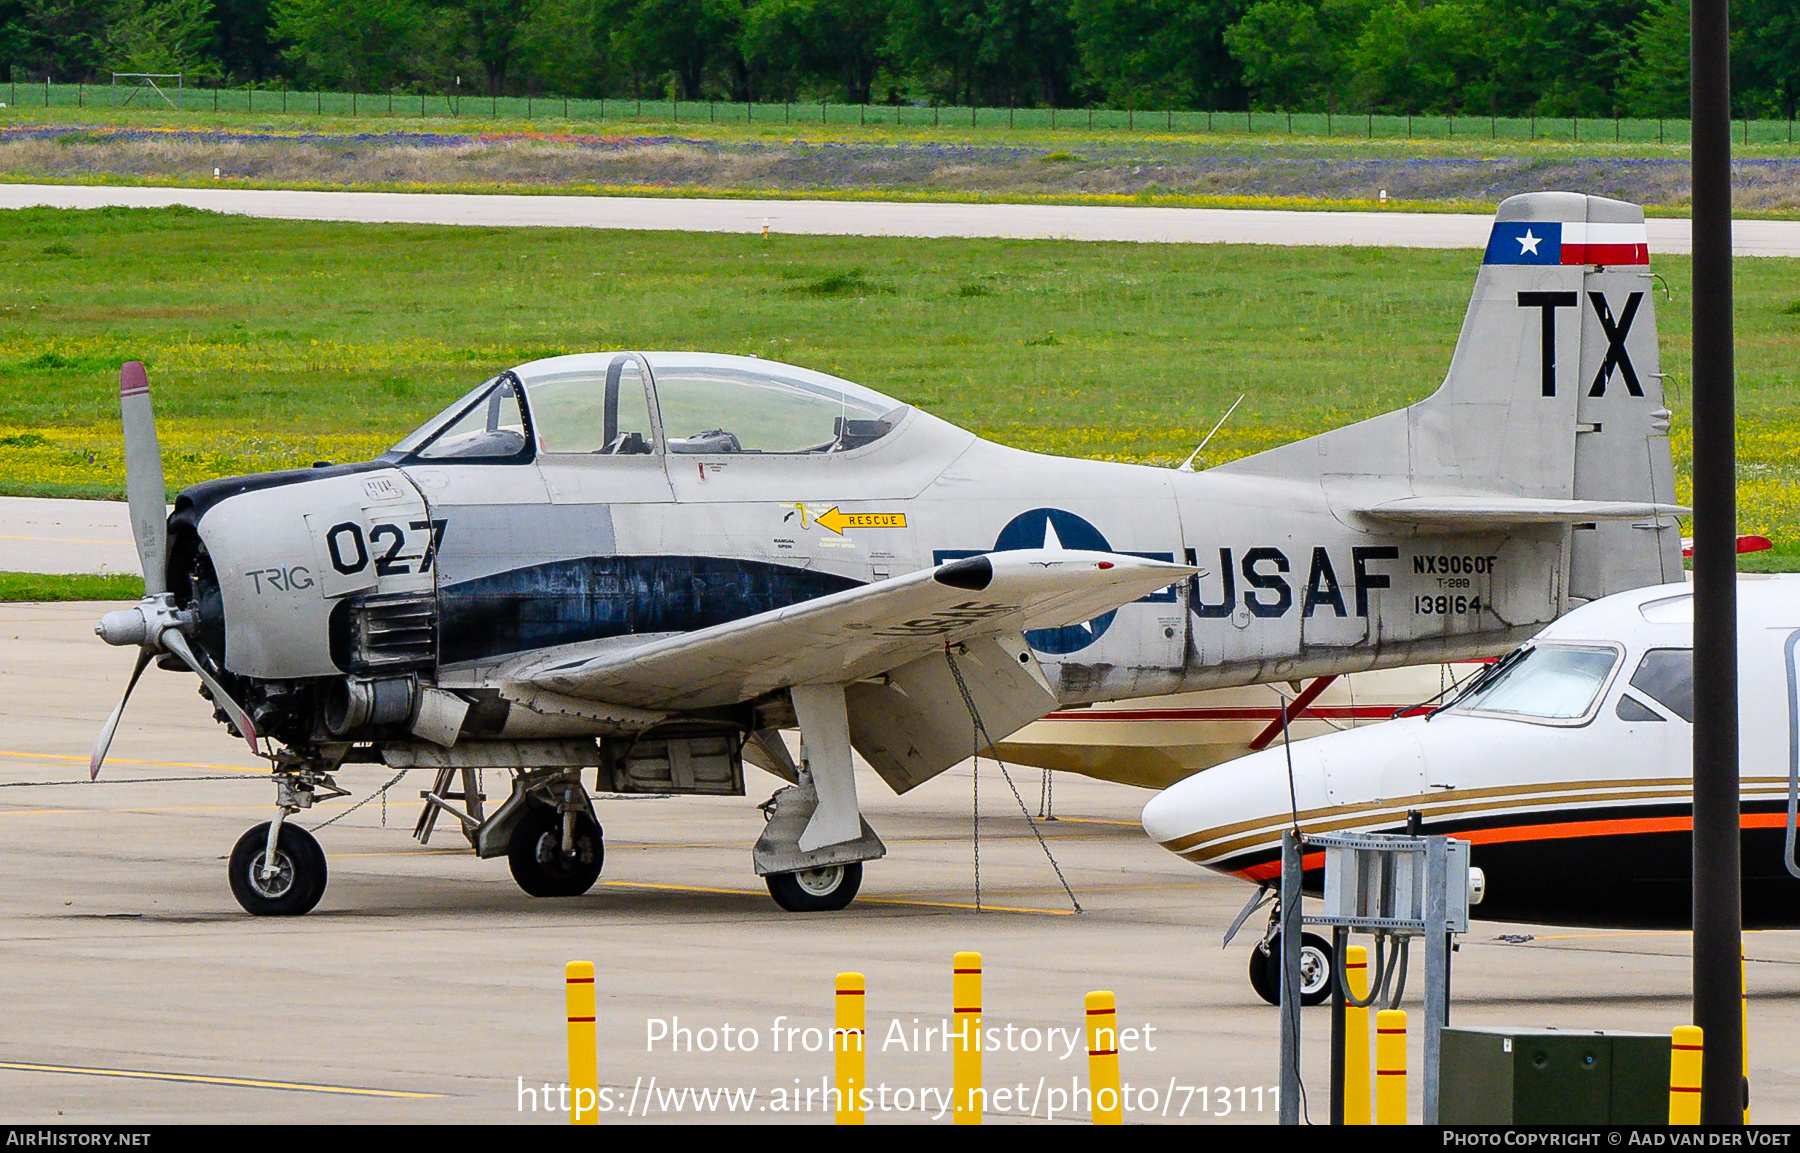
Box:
[229,761,346,916]
[1249,926,1335,1007]
[229,821,327,915]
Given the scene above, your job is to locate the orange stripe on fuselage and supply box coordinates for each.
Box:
[1458,812,1788,846]
[1228,812,1790,881]
[1238,851,1326,882]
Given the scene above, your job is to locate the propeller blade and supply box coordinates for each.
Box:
[90,646,154,780]
[161,630,260,754]
[120,361,168,598]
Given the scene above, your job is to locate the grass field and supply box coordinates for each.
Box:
[1,205,1797,557]
[0,571,142,600]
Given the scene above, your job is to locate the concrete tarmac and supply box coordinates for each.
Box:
[0,497,138,575]
[5,182,1800,256]
[3,600,1799,1123]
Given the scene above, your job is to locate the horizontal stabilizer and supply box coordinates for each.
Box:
[497,549,1194,712]
[1363,496,1688,531]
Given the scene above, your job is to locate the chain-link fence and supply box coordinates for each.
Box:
[6,79,1800,144]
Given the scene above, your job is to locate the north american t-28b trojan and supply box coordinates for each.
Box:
[90,191,1682,916]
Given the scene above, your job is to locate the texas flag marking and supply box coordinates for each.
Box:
[1483,220,1650,266]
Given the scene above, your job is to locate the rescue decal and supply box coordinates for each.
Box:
[814,507,907,535]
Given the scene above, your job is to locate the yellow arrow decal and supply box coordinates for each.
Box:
[814,507,908,536]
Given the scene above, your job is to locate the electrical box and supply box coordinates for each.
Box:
[1437,1027,1670,1124]
[1320,833,1470,933]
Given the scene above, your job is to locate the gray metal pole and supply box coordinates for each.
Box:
[1279,829,1302,1124]
[1423,837,1449,1123]
[1690,0,1743,1124]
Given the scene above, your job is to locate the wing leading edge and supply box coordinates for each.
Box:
[496,549,1195,713]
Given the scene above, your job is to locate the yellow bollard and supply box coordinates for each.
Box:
[565,961,598,1126]
[1374,1009,1407,1124]
[1742,951,1750,1123]
[1670,1025,1703,1124]
[835,972,865,1125]
[1343,945,1372,1125]
[1085,991,1123,1124]
[953,951,982,1125]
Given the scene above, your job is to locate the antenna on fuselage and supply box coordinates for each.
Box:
[1177,393,1246,472]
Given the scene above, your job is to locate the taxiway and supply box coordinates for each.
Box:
[4,183,1800,255]
[3,601,1800,1122]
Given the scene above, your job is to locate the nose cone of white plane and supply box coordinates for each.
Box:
[1141,719,1435,874]
[1140,738,1328,869]
[1140,771,1209,846]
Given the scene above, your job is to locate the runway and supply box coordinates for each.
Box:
[5,182,1800,255]
[4,600,1800,1123]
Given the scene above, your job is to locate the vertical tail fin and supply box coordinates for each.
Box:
[1217,191,1682,603]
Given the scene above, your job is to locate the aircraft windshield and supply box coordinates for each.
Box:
[647,355,905,454]
[1451,643,1619,722]
[391,376,529,461]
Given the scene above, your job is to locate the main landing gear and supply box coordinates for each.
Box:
[420,766,607,900]
[507,803,604,898]
[766,863,863,912]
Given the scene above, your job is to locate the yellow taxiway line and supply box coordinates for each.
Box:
[0,1060,444,1098]
[0,750,267,773]
[599,879,1075,916]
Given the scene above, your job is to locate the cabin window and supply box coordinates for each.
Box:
[1453,643,1619,722]
[1628,648,1694,722]
[647,357,905,454]
[527,356,656,455]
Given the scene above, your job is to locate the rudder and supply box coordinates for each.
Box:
[1217,191,1681,604]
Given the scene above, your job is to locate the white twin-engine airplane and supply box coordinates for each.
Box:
[91,191,1681,916]
[1142,577,1800,1004]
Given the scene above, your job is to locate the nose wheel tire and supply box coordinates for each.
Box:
[508,805,604,897]
[1249,931,1335,1006]
[229,822,327,916]
[766,862,862,912]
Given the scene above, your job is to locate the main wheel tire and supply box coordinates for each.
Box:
[766,862,862,912]
[1252,931,1336,1007]
[508,805,604,898]
[229,822,327,916]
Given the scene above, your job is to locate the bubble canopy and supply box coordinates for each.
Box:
[391,353,909,461]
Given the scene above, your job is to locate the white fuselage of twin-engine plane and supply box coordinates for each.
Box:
[1142,577,1800,935]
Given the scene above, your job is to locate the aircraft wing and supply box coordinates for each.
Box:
[1363,496,1688,531]
[495,549,1194,712]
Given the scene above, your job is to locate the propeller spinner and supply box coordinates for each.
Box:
[90,362,258,779]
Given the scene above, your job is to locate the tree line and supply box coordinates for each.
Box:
[3,0,1797,119]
